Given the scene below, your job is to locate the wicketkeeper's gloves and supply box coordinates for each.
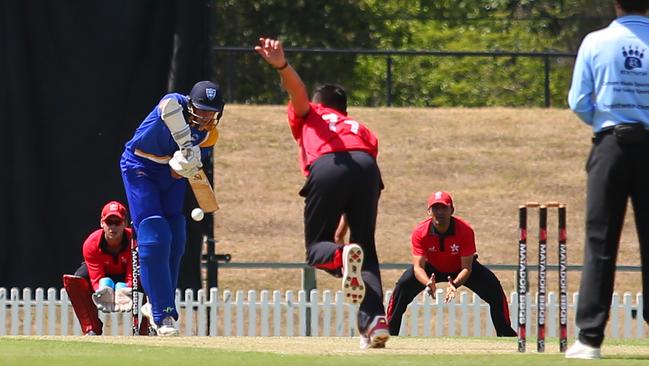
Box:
[92,287,115,313]
[114,287,133,313]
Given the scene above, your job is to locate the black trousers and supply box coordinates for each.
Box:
[577,132,649,347]
[300,151,384,333]
[386,260,516,336]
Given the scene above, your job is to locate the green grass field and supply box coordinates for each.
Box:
[2,336,649,366]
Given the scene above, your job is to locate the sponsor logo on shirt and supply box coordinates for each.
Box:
[622,46,645,70]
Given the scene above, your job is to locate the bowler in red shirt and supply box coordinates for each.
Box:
[256,37,389,349]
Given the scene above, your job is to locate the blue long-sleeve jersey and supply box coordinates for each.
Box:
[568,15,649,132]
[123,93,218,166]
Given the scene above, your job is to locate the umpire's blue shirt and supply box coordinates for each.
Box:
[569,15,649,132]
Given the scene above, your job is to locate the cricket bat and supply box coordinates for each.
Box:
[188,169,220,213]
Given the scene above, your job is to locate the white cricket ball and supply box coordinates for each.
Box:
[191,208,204,221]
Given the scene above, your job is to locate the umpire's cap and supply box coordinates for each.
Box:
[189,81,225,112]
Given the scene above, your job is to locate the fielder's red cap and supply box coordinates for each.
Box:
[427,191,454,208]
[101,201,126,222]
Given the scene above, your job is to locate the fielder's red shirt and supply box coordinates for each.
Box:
[287,102,379,176]
[411,216,477,273]
[82,228,134,290]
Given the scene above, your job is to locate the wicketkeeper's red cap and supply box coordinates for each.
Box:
[101,201,127,222]
[427,191,454,208]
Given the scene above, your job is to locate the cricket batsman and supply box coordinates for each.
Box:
[120,81,225,336]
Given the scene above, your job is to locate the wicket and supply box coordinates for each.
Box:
[517,202,567,353]
[131,228,140,336]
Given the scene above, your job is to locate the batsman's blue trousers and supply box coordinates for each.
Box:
[120,151,187,325]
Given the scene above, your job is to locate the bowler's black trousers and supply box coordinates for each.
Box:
[299,151,385,334]
[577,131,649,347]
[386,259,516,336]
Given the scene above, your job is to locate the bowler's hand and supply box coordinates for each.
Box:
[254,37,287,69]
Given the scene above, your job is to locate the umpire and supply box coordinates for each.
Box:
[566,0,649,359]
[386,191,516,337]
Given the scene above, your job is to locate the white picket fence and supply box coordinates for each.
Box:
[0,287,645,338]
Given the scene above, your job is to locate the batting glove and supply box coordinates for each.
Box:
[169,147,202,178]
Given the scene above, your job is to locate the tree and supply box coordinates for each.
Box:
[208,0,617,107]
[211,0,380,104]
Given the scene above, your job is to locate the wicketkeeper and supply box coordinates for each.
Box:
[63,201,136,335]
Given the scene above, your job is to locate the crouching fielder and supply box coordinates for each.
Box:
[120,81,225,336]
[386,191,517,337]
[63,201,134,335]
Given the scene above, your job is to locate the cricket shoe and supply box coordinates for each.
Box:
[140,303,179,337]
[157,316,180,337]
[565,340,601,359]
[342,244,365,305]
[360,316,390,349]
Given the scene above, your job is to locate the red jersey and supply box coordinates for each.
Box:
[82,228,134,290]
[287,102,379,176]
[411,216,476,273]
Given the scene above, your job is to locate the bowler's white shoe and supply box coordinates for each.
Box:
[565,340,601,359]
[342,244,365,305]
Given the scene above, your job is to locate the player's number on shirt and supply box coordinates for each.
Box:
[322,113,359,134]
